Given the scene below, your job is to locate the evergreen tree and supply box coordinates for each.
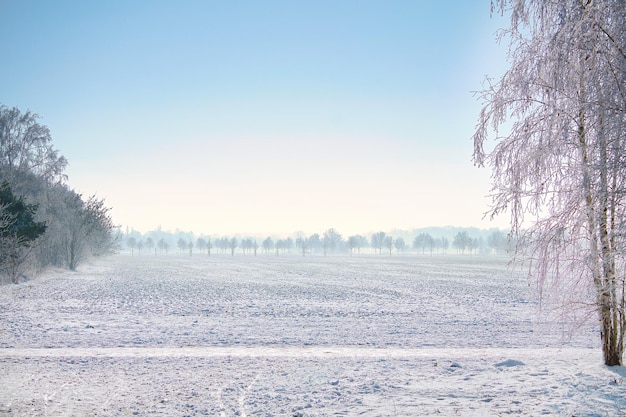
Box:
[0,182,46,282]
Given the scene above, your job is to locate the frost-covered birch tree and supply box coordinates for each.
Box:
[474,0,626,365]
[0,105,67,187]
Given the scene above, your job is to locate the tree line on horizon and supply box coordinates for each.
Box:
[0,105,116,283]
[123,227,512,257]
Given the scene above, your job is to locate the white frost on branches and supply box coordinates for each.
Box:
[474,0,626,365]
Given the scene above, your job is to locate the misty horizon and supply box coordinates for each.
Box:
[0,2,510,235]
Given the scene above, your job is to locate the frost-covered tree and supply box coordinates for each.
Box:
[126,237,137,255]
[196,237,206,254]
[285,237,294,253]
[323,228,343,256]
[145,237,155,255]
[0,204,12,231]
[177,238,187,254]
[157,238,168,254]
[307,234,322,254]
[0,105,115,272]
[468,237,482,256]
[437,236,449,254]
[356,235,368,254]
[0,105,67,187]
[347,235,360,256]
[474,0,626,365]
[262,236,274,254]
[56,191,114,270]
[371,231,386,254]
[296,235,308,256]
[487,230,507,255]
[384,236,394,256]
[452,232,470,254]
[275,239,285,255]
[217,237,229,254]
[413,233,433,255]
[229,237,238,256]
[426,234,436,255]
[394,237,406,254]
[241,238,255,255]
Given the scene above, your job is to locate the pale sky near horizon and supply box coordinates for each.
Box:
[0,1,511,237]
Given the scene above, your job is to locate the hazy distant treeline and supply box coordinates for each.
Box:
[0,105,116,283]
[122,226,512,257]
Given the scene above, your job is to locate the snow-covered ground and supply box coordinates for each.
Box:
[0,254,624,416]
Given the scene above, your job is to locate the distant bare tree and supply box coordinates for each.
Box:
[157,238,168,254]
[229,237,237,256]
[394,237,406,254]
[356,235,368,254]
[296,236,308,256]
[384,236,394,256]
[275,239,285,256]
[346,235,367,255]
[371,232,386,254]
[452,232,470,254]
[323,228,343,256]
[468,238,480,256]
[177,238,187,254]
[437,236,449,254]
[217,237,229,254]
[487,230,507,255]
[307,234,322,254]
[285,237,294,254]
[241,238,254,255]
[206,238,212,256]
[347,235,359,256]
[262,237,274,254]
[127,237,137,255]
[145,237,155,255]
[196,237,207,254]
[413,233,433,255]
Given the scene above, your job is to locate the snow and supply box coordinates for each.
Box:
[494,358,525,367]
[0,254,624,416]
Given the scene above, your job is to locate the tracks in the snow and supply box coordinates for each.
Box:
[0,346,596,359]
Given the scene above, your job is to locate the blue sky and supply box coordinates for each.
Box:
[0,1,509,236]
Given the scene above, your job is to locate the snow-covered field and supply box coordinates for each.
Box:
[0,254,624,416]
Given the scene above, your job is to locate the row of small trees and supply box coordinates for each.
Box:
[125,228,510,257]
[0,105,116,283]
